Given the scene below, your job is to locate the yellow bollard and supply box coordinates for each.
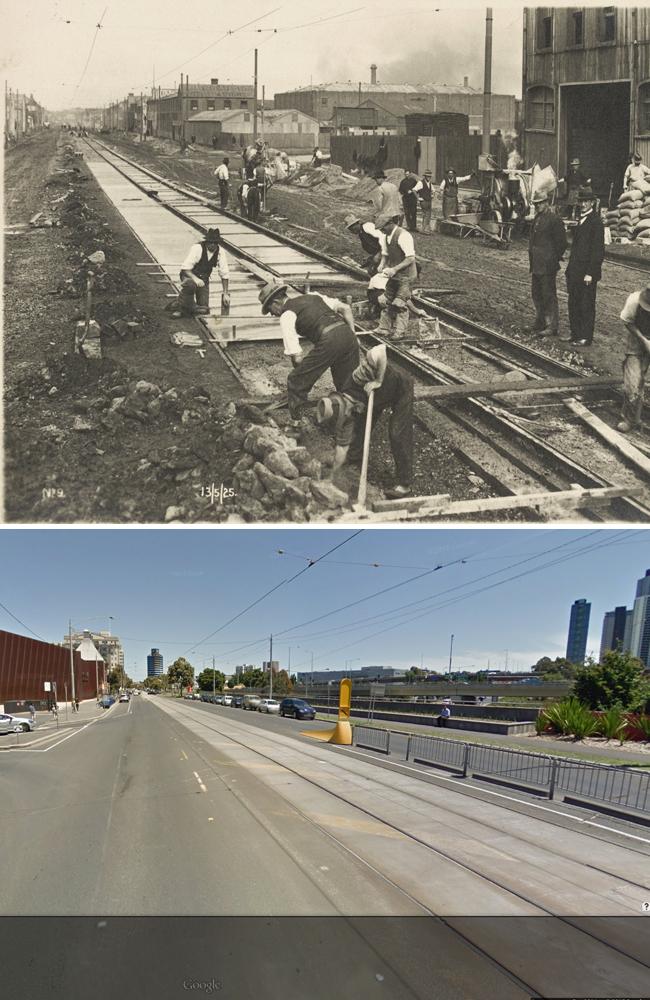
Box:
[301,680,352,744]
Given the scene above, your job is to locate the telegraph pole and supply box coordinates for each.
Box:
[212,655,216,699]
[253,48,258,141]
[448,633,454,679]
[68,619,76,708]
[269,634,273,700]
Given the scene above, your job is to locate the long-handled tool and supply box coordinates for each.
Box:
[79,273,94,346]
[355,389,375,512]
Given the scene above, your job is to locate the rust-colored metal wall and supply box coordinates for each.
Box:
[0,630,98,704]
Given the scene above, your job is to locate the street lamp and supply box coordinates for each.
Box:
[345,658,359,677]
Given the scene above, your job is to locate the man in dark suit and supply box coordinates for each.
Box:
[565,187,605,346]
[528,190,567,338]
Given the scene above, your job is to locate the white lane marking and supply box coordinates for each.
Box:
[193,770,207,793]
[333,746,650,845]
[180,750,188,761]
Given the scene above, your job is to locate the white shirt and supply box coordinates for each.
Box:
[385,227,415,259]
[361,221,387,254]
[279,293,341,356]
[624,162,650,187]
[215,163,229,181]
[181,243,230,279]
[440,174,472,192]
[621,291,642,325]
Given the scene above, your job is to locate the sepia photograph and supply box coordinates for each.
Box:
[5,3,650,524]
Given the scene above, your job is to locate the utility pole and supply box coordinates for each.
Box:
[140,92,144,142]
[212,655,216,699]
[448,633,454,679]
[261,84,265,134]
[253,48,258,141]
[482,7,493,155]
[269,634,273,700]
[311,651,314,690]
[68,619,76,708]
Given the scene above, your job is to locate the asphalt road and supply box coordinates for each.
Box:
[2,694,650,1000]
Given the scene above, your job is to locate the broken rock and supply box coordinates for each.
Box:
[264,449,300,480]
[73,416,94,432]
[254,462,290,502]
[311,480,349,508]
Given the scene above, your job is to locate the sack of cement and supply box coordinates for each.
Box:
[530,164,558,202]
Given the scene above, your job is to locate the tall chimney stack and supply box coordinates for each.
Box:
[464,76,469,87]
[370,64,377,85]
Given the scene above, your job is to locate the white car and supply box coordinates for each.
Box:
[119,694,129,703]
[258,698,280,714]
[222,695,233,706]
[0,713,35,734]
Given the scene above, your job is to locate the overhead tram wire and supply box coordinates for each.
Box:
[0,601,45,642]
[183,531,363,655]
[70,6,108,108]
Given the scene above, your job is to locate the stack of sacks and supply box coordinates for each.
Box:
[617,188,644,242]
[632,177,650,244]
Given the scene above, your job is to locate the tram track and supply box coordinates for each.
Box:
[165,702,650,997]
[81,137,650,522]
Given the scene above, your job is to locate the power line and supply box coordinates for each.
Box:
[70,6,108,106]
[183,530,363,653]
[0,601,45,641]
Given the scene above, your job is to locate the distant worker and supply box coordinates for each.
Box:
[565,187,604,346]
[559,157,590,219]
[375,214,417,339]
[311,146,323,168]
[399,169,420,232]
[212,134,218,150]
[624,151,650,190]
[527,191,567,338]
[316,342,414,500]
[258,282,359,421]
[618,282,650,433]
[439,167,473,219]
[174,228,230,318]
[418,169,434,232]
[214,157,230,209]
[246,177,262,222]
[371,171,402,222]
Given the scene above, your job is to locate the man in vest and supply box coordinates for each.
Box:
[618,284,650,433]
[316,342,414,500]
[259,282,359,420]
[418,169,434,231]
[376,214,417,339]
[399,170,419,232]
[175,228,230,317]
[344,215,386,319]
[214,157,230,208]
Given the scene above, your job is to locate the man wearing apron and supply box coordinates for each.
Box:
[440,167,472,219]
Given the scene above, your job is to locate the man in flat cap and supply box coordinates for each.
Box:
[174,228,230,317]
[259,282,358,420]
[624,152,650,191]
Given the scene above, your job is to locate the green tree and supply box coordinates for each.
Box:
[272,670,293,695]
[146,676,166,693]
[106,669,121,693]
[197,668,226,692]
[168,657,195,697]
[531,656,578,681]
[574,649,650,712]
[239,668,265,688]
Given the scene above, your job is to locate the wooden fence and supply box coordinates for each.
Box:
[330,133,505,182]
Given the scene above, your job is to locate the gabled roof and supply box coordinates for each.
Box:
[180,84,255,98]
[279,81,484,96]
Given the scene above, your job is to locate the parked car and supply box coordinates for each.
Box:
[258,698,280,714]
[99,696,115,709]
[211,695,223,705]
[222,695,233,706]
[0,713,35,734]
[231,695,244,708]
[279,698,316,720]
[243,694,261,711]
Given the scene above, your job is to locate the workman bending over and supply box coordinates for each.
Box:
[175,228,230,317]
[618,283,650,433]
[376,214,418,339]
[259,282,359,421]
[316,343,414,500]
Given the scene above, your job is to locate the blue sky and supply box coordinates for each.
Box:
[1,528,649,680]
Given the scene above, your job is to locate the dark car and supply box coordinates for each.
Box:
[279,698,316,721]
[231,695,244,708]
[99,696,115,709]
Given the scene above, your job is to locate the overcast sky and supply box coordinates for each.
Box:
[0,528,647,679]
[4,1,527,111]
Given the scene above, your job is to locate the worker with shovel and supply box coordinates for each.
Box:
[618,284,650,433]
[316,343,414,501]
[174,228,230,318]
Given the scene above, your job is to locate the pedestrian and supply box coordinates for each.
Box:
[51,702,58,720]
[527,191,567,338]
[316,342,414,500]
[375,214,417,339]
[174,228,230,318]
[212,134,218,150]
[565,187,604,346]
[440,167,473,219]
[28,703,35,723]
[617,283,650,433]
[258,282,359,421]
[214,157,230,209]
[624,152,650,190]
[437,704,451,727]
[559,157,590,219]
[74,698,80,712]
[399,169,419,232]
[418,169,434,232]
[371,171,402,222]
[375,137,388,174]
[311,146,323,168]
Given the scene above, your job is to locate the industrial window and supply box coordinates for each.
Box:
[240,100,248,109]
[599,6,616,43]
[190,100,198,111]
[639,82,650,133]
[321,97,328,105]
[535,9,553,50]
[571,9,583,46]
[224,100,231,109]
[244,113,250,122]
[207,100,215,111]
[528,86,554,131]
[291,113,298,122]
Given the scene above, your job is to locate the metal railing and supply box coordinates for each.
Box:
[354,725,391,755]
[399,732,650,816]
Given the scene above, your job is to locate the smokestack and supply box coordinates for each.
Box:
[463,76,469,87]
[370,64,377,85]
[482,8,493,154]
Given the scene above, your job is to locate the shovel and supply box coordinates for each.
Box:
[354,389,375,513]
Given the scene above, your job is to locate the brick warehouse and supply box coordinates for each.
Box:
[0,629,101,707]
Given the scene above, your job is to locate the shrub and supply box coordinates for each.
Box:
[544,698,598,741]
[632,714,650,742]
[574,649,650,712]
[535,711,551,735]
[598,706,629,743]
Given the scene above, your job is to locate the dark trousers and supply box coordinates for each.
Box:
[566,276,598,344]
[531,273,559,333]
[348,370,414,485]
[218,179,229,208]
[403,193,418,231]
[287,324,359,418]
[178,273,210,314]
